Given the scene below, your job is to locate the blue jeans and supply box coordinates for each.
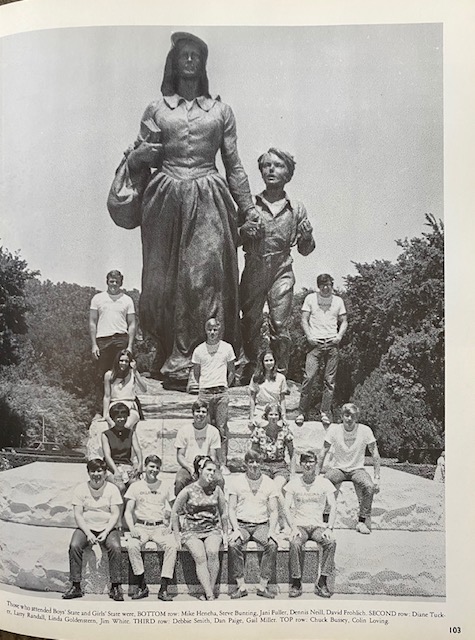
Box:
[298,341,339,419]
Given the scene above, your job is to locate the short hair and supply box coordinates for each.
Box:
[300,451,317,464]
[341,402,360,417]
[109,402,130,419]
[193,455,215,475]
[263,403,282,421]
[191,399,208,413]
[106,270,123,284]
[317,273,334,287]
[258,148,296,181]
[144,454,162,467]
[244,449,263,464]
[205,317,220,330]
[87,458,107,473]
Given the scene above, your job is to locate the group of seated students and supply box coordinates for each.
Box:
[63,344,381,602]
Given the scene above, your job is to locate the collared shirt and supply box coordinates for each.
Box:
[128,94,254,213]
[240,191,315,257]
[251,423,293,462]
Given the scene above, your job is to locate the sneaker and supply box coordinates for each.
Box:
[314,583,332,598]
[157,591,173,601]
[109,585,124,601]
[62,585,83,600]
[356,522,371,535]
[289,586,302,598]
[230,588,248,599]
[131,585,149,600]
[295,415,305,426]
[256,587,275,599]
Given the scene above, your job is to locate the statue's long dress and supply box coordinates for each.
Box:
[108,94,253,380]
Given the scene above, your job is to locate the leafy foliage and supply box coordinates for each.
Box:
[0,246,38,366]
[0,367,88,448]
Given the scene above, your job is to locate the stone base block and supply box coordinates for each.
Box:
[0,520,445,597]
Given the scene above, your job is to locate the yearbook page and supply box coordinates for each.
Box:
[0,1,474,639]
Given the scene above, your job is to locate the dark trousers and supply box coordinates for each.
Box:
[298,342,339,419]
[289,525,336,580]
[96,333,129,378]
[228,521,277,582]
[68,528,122,584]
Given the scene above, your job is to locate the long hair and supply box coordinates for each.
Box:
[193,455,214,477]
[110,349,132,383]
[161,34,210,98]
[252,349,278,385]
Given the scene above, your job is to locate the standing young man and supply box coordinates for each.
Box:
[89,270,136,378]
[239,148,315,379]
[297,273,348,423]
[124,455,178,601]
[316,403,381,534]
[192,317,235,470]
[228,450,279,600]
[284,451,337,598]
[174,399,224,496]
[63,459,123,601]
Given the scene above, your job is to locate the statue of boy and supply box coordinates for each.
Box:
[239,148,315,381]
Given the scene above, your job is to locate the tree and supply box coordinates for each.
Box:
[0,246,38,366]
[0,370,88,448]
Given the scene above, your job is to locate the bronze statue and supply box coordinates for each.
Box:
[239,148,315,381]
[108,33,259,387]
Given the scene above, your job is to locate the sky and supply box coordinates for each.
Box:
[0,23,443,292]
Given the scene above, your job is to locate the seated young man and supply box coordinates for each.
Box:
[316,403,380,534]
[63,458,124,601]
[227,450,279,600]
[124,454,178,601]
[174,399,224,496]
[284,451,337,598]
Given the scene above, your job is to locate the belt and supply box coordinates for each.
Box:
[136,519,163,526]
[202,386,226,393]
[238,520,268,526]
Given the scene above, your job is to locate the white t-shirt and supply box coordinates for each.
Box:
[324,423,376,472]
[228,473,278,524]
[174,423,221,466]
[125,478,174,522]
[249,373,288,410]
[290,422,334,470]
[72,481,123,531]
[90,291,135,338]
[284,475,336,527]
[301,292,346,340]
[192,340,235,389]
